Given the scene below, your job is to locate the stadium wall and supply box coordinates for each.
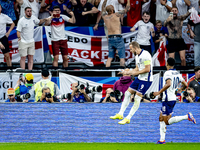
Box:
[0,103,199,143]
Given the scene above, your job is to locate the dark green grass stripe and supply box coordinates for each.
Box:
[0,143,200,150]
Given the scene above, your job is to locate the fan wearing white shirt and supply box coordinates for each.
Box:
[130,11,155,55]
[17,0,45,19]
[153,57,196,144]
[0,4,15,67]
[16,7,47,70]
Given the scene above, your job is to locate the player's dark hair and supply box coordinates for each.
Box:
[194,66,200,72]
[25,7,32,11]
[167,57,175,66]
[42,69,50,77]
[53,5,61,10]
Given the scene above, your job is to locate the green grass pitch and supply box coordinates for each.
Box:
[0,143,200,150]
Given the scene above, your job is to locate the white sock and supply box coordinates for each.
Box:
[168,115,188,125]
[160,121,166,141]
[126,95,141,120]
[118,91,131,116]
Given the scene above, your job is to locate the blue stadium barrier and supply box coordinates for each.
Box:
[0,103,199,143]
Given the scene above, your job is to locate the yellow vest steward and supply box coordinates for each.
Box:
[34,80,55,101]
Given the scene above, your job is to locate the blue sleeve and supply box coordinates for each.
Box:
[100,97,105,103]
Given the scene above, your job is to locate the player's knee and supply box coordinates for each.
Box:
[164,120,170,125]
[159,116,164,121]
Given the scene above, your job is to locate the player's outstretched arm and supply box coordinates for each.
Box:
[153,79,171,97]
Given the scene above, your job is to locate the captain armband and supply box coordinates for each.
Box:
[144,60,151,65]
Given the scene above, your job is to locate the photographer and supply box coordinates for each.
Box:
[38,87,55,103]
[69,82,91,103]
[14,73,34,102]
[181,87,200,103]
[100,88,121,103]
[29,69,61,102]
[5,88,18,102]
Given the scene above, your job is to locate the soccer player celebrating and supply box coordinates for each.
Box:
[153,57,196,144]
[110,41,153,124]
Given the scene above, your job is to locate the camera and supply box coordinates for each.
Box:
[45,92,52,98]
[109,90,123,101]
[183,90,189,97]
[76,81,85,90]
[143,92,155,99]
[85,85,102,94]
[57,93,71,100]
[16,93,31,102]
[19,73,23,82]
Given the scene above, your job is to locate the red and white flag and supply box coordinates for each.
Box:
[152,36,168,67]
[45,26,136,66]
[0,26,44,63]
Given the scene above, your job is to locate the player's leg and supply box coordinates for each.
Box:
[179,50,186,66]
[167,112,196,125]
[110,88,135,120]
[118,80,152,124]
[157,112,166,144]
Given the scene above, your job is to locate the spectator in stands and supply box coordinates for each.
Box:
[29,68,61,102]
[153,20,168,52]
[0,0,17,21]
[67,0,99,26]
[46,6,75,68]
[189,0,199,12]
[38,0,53,19]
[153,0,172,24]
[0,4,15,67]
[181,87,200,102]
[171,0,191,17]
[17,0,45,19]
[113,68,133,101]
[69,82,91,102]
[100,88,120,103]
[130,11,155,55]
[14,73,34,102]
[188,66,200,97]
[101,0,130,67]
[187,12,200,66]
[38,87,54,102]
[49,0,71,14]
[118,0,148,27]
[164,6,191,66]
[5,88,18,102]
[16,7,47,70]
[94,0,124,31]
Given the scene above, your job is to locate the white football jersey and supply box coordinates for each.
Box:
[135,50,153,82]
[162,69,184,101]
